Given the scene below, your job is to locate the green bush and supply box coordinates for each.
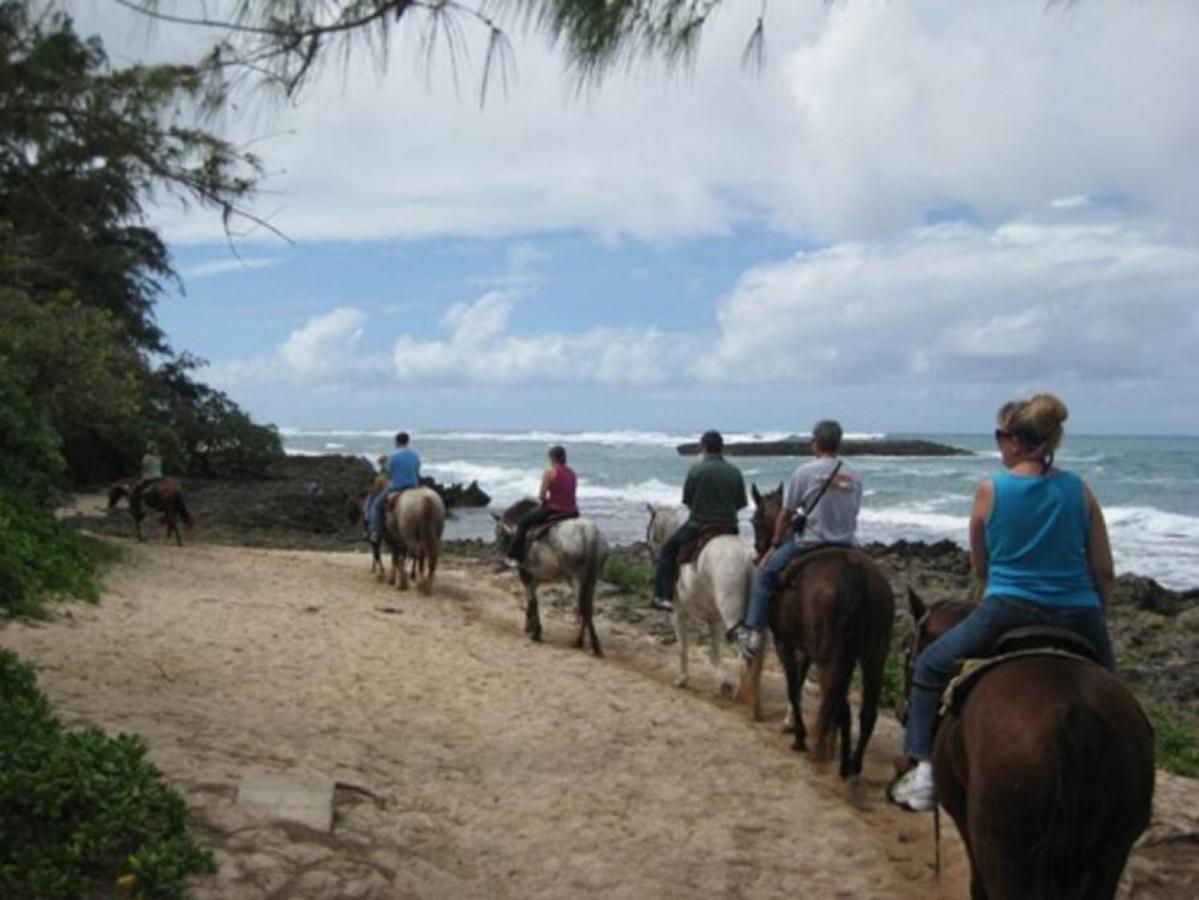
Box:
[0,488,120,617]
[1149,705,1199,778]
[601,556,655,595]
[0,648,215,898]
[880,642,905,709]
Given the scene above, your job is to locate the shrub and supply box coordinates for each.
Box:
[0,488,120,617]
[601,556,655,595]
[1149,705,1199,778]
[0,649,215,898]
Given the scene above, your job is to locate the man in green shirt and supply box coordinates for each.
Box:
[651,430,748,611]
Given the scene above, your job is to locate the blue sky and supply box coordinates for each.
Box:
[97,1,1199,434]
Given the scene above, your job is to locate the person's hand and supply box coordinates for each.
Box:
[757,548,775,571]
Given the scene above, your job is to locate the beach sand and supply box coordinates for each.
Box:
[1,536,1194,898]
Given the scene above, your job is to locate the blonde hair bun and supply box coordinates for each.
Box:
[1025,393,1069,432]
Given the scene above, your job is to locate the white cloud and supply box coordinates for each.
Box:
[112,0,1197,246]
[702,217,1199,385]
[392,291,686,385]
[180,256,282,280]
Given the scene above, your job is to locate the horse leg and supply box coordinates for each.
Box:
[708,617,735,697]
[850,649,885,777]
[522,575,542,642]
[673,606,690,688]
[777,638,809,751]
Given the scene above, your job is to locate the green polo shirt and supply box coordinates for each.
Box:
[682,456,747,527]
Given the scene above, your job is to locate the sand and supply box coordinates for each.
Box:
[2,536,1194,898]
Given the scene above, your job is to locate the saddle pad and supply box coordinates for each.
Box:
[939,647,1098,719]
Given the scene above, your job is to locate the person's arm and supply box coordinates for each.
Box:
[735,473,748,511]
[538,467,554,504]
[1083,483,1116,607]
[968,478,993,587]
[682,469,695,509]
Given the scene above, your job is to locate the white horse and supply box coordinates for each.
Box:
[646,505,759,709]
[382,486,446,594]
[494,500,609,656]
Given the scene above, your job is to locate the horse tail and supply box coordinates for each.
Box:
[1032,704,1109,900]
[417,492,441,594]
[814,557,867,759]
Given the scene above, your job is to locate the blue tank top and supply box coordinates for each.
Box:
[985,470,1100,608]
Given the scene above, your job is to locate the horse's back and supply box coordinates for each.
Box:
[396,487,445,533]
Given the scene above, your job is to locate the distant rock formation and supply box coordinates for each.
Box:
[420,476,491,508]
[675,438,972,457]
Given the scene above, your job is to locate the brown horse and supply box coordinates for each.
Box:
[748,484,895,778]
[380,486,445,594]
[901,590,1155,900]
[108,478,193,546]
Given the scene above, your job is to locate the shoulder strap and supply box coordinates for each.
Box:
[803,460,843,516]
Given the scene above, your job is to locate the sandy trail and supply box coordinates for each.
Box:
[1,540,1190,898]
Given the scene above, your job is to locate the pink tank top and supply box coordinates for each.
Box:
[545,464,578,514]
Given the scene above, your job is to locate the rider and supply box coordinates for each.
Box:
[133,441,164,505]
[651,430,747,612]
[368,432,422,542]
[889,393,1118,813]
[506,445,579,564]
[734,419,863,661]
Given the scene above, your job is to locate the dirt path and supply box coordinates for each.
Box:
[2,542,1192,898]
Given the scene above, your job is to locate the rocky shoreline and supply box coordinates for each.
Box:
[675,437,972,457]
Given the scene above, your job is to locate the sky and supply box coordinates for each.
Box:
[92,1,1199,434]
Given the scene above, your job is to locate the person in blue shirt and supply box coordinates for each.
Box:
[889,393,1118,813]
[368,431,422,542]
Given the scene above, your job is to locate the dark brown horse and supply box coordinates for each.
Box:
[108,478,193,546]
[749,484,895,778]
[902,590,1155,900]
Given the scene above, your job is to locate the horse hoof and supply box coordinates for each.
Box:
[792,738,808,753]
[674,675,689,689]
[717,681,736,698]
[781,722,796,735]
[530,632,542,643]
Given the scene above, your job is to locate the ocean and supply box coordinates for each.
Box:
[280,429,1199,590]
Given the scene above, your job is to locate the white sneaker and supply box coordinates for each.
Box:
[888,761,937,812]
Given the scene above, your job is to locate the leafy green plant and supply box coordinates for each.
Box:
[880,642,906,709]
[601,556,655,595]
[1149,705,1199,778]
[0,488,121,617]
[0,649,215,898]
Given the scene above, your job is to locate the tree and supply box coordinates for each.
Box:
[113,0,767,103]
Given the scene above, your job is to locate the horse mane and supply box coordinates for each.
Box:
[501,497,540,525]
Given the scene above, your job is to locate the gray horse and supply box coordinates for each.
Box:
[493,499,609,656]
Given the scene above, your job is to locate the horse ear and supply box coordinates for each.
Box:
[750,484,762,505]
[907,587,926,621]
[489,511,501,522]
[646,503,656,515]
[776,481,784,497]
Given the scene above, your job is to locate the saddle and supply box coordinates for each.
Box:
[669,523,739,597]
[940,627,1102,719]
[527,511,578,547]
[776,542,856,588]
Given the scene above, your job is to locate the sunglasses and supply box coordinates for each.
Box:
[994,428,1012,442]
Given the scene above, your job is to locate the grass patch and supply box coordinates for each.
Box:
[601,556,655,595]
[880,643,906,709]
[1149,705,1199,778]
[0,648,215,898]
[0,489,120,617]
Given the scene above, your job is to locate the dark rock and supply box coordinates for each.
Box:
[420,477,491,508]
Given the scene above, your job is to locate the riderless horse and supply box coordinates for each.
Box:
[494,499,608,656]
[749,484,895,778]
[380,486,445,594]
[645,504,758,708]
[107,478,193,546]
[898,590,1154,900]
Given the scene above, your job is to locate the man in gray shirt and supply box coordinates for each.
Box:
[734,419,864,660]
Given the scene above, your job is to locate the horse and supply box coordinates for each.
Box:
[107,478,193,546]
[380,486,445,594]
[900,590,1155,900]
[645,504,758,706]
[748,483,895,778]
[493,499,608,656]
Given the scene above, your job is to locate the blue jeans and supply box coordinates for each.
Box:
[744,539,805,631]
[369,490,395,537]
[903,595,1117,759]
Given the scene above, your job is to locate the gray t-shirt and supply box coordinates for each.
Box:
[782,457,863,546]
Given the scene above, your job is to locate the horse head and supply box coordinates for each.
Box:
[749,482,784,561]
[491,498,539,549]
[107,480,133,509]
[896,588,977,724]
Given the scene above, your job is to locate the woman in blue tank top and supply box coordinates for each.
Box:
[890,393,1118,812]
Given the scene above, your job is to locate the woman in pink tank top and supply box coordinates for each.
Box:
[506,445,579,562]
